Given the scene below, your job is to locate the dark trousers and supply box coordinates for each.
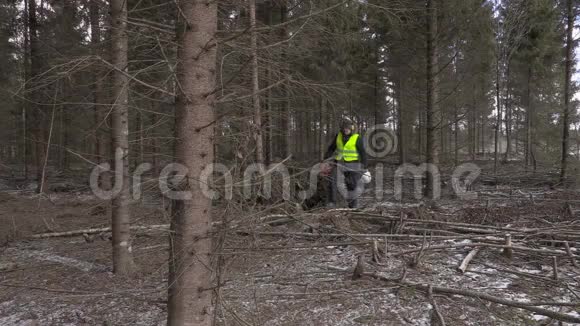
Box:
[328,161,364,208]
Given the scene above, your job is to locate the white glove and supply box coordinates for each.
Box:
[361,170,372,184]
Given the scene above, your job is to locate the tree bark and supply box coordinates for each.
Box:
[397,77,407,164]
[425,0,439,195]
[250,0,264,165]
[319,97,327,161]
[28,0,48,193]
[149,109,160,177]
[279,3,292,159]
[560,0,574,182]
[525,67,533,169]
[494,48,501,173]
[90,0,108,187]
[166,0,217,324]
[504,62,512,162]
[110,0,135,275]
[454,104,459,166]
[22,0,30,179]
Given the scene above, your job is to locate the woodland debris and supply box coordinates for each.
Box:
[31,224,169,239]
[503,234,513,259]
[352,256,365,280]
[428,285,446,326]
[371,240,380,263]
[457,247,481,273]
[366,274,580,324]
[383,236,388,257]
[563,241,577,267]
[409,232,428,268]
[394,241,577,259]
[0,262,17,272]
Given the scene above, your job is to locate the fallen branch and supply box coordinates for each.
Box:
[552,256,559,281]
[394,242,576,258]
[457,247,481,273]
[31,224,169,239]
[366,275,580,323]
[428,285,446,326]
[423,283,580,323]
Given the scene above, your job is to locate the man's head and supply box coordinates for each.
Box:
[340,117,355,136]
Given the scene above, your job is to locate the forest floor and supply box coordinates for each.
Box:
[0,160,580,325]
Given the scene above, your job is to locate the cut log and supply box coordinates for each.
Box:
[352,256,365,280]
[503,234,513,259]
[457,247,481,273]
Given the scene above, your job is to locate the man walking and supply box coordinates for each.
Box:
[323,117,368,208]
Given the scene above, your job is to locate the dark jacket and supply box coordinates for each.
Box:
[324,132,368,168]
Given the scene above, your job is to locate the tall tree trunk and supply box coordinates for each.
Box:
[515,107,520,156]
[149,110,160,176]
[417,111,423,160]
[265,69,273,164]
[480,115,484,156]
[468,91,475,161]
[397,77,407,164]
[136,111,144,164]
[494,52,501,173]
[261,1,273,164]
[166,1,217,324]
[454,105,459,166]
[110,0,134,275]
[22,0,30,179]
[560,0,574,182]
[504,62,512,162]
[62,96,71,170]
[28,0,48,193]
[425,0,439,196]
[319,97,327,161]
[250,0,264,165]
[279,3,291,159]
[576,124,579,159]
[525,67,533,169]
[90,0,108,187]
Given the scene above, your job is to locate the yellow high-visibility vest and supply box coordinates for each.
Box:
[335,133,360,162]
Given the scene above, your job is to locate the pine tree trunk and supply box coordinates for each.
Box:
[515,108,520,156]
[468,91,475,161]
[90,0,108,186]
[22,0,30,179]
[28,0,48,193]
[494,52,501,173]
[110,0,135,275]
[149,110,160,176]
[525,67,533,169]
[425,0,439,195]
[480,115,485,156]
[62,98,71,170]
[279,3,292,159]
[250,0,264,165]
[560,0,574,182]
[504,62,512,162]
[454,105,459,166]
[319,97,327,161]
[166,0,217,324]
[397,77,407,164]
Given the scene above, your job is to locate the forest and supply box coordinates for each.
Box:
[1,0,580,325]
